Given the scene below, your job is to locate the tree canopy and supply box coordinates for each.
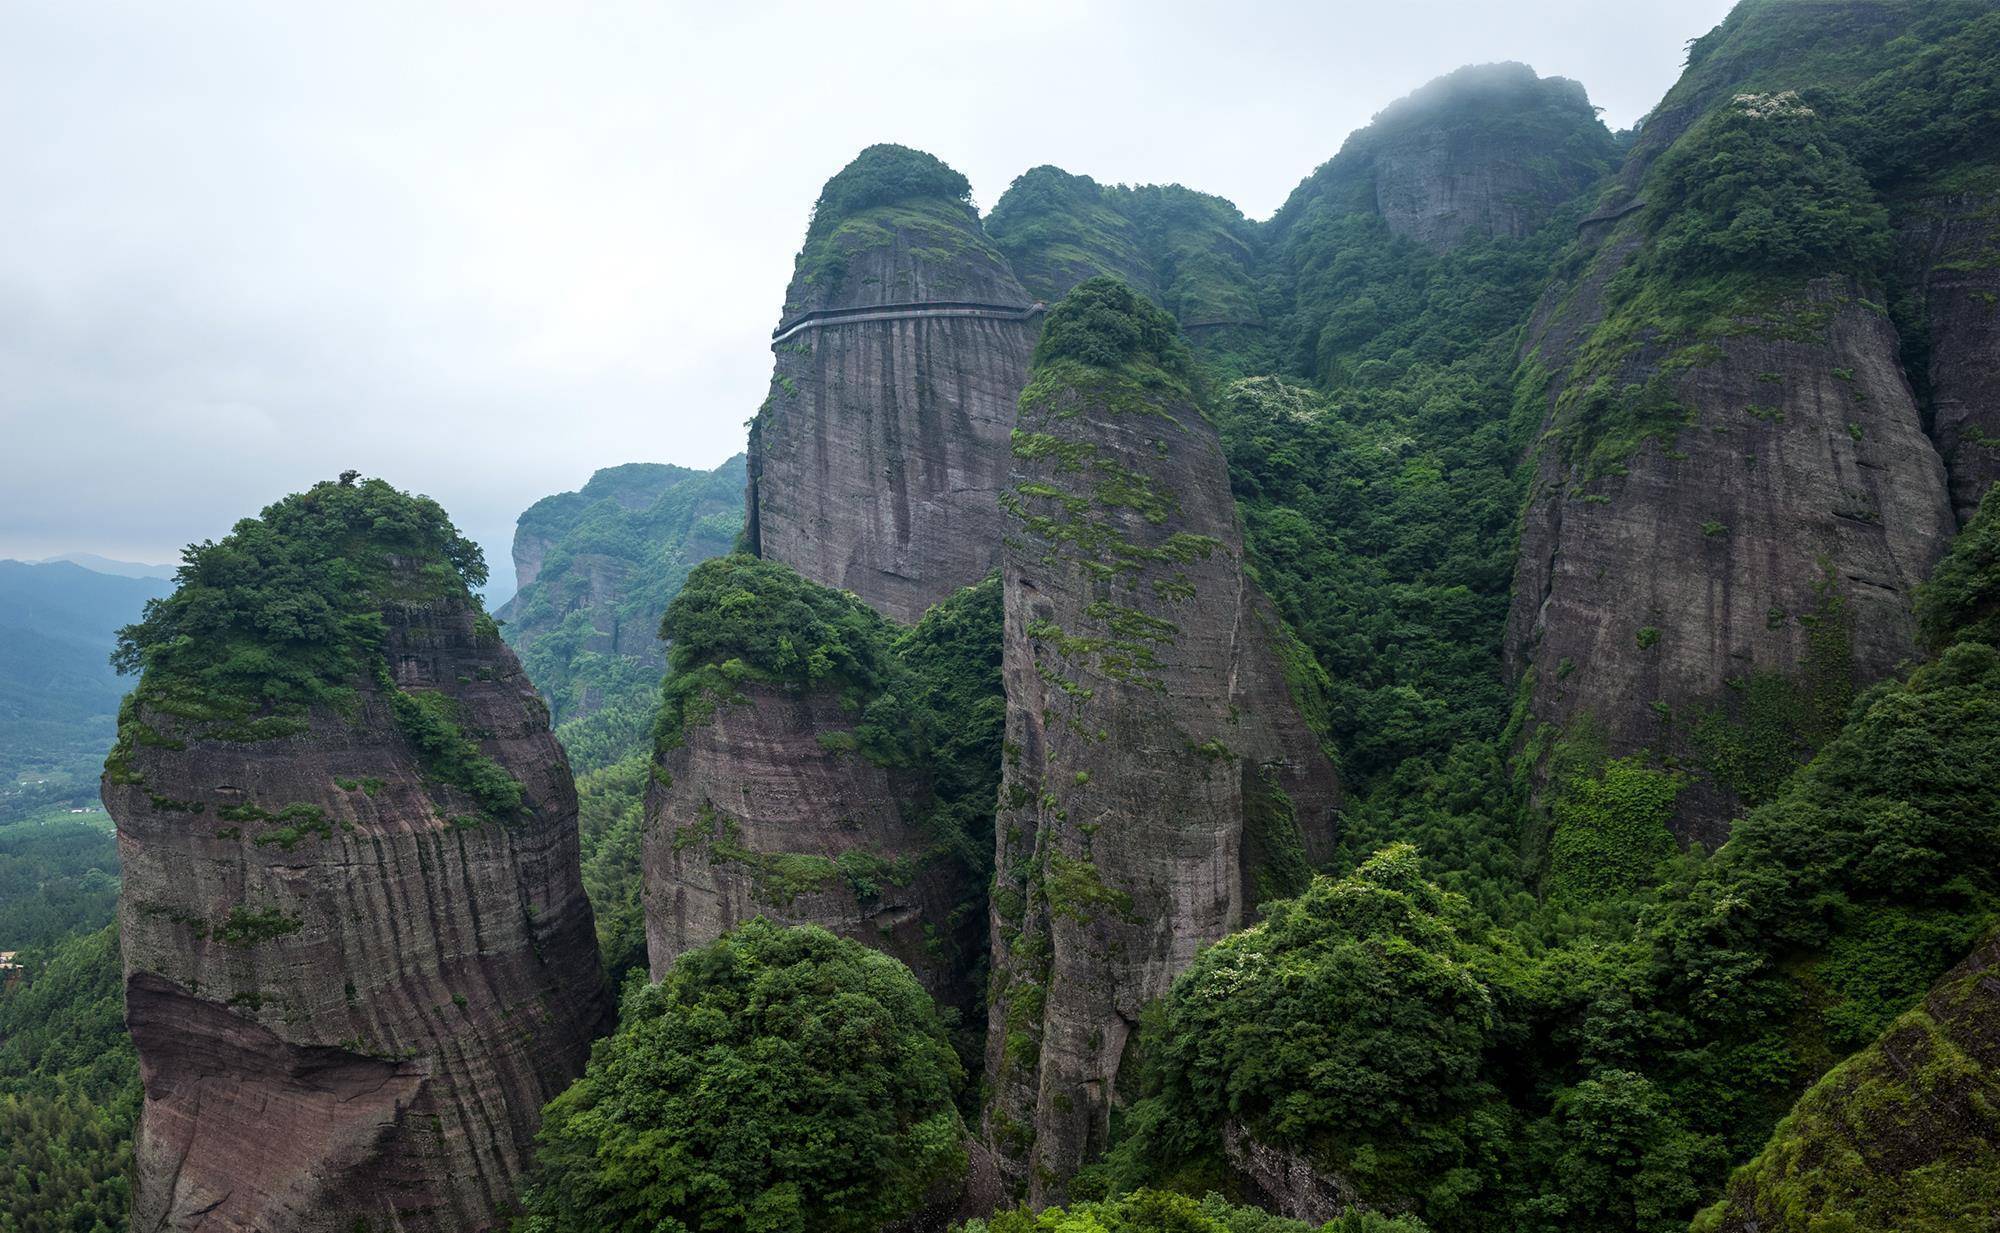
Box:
[517,920,965,1233]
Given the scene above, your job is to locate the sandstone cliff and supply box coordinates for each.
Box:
[981,281,1340,1203]
[1507,270,1955,844]
[642,680,967,997]
[1695,929,2000,1232]
[1502,27,1977,842]
[106,480,611,1233]
[1899,192,2000,526]
[1268,62,1620,254]
[747,145,1037,624]
[639,555,994,1015]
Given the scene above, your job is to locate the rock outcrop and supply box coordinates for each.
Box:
[639,554,992,1014]
[1508,275,1955,844]
[1504,58,1965,842]
[108,483,611,1232]
[642,680,968,998]
[981,281,1340,1202]
[1899,193,2000,526]
[747,145,1038,625]
[1696,929,2000,1232]
[500,456,745,727]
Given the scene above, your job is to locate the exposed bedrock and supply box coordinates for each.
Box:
[748,146,1036,624]
[980,281,1341,1204]
[1899,192,2000,526]
[640,682,972,1002]
[1508,270,1954,845]
[110,594,611,1232]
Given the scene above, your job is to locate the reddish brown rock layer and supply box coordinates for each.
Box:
[109,595,611,1233]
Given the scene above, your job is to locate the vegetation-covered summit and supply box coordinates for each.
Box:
[111,475,488,740]
[1032,276,1194,381]
[806,143,974,243]
[107,474,525,822]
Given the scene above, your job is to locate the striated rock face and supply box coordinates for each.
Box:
[981,282,1340,1202]
[1899,193,2000,526]
[1507,271,1956,844]
[748,145,1037,624]
[1698,929,2000,1232]
[110,574,611,1231]
[1498,0,2000,843]
[637,553,997,1046]
[640,683,968,999]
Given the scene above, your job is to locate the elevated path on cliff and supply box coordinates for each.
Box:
[770,300,1047,347]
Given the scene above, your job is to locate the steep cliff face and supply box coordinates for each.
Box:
[748,145,1037,624]
[639,555,996,1018]
[1695,929,2000,1232]
[1508,273,1954,844]
[981,281,1340,1203]
[500,456,744,733]
[1900,193,2000,525]
[1501,9,1997,841]
[106,479,611,1232]
[642,681,967,997]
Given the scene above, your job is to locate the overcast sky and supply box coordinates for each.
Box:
[0,0,1734,600]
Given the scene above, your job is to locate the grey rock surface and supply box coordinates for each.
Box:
[640,682,972,1002]
[1899,192,2000,526]
[1508,258,1954,843]
[981,355,1340,1202]
[749,198,1036,625]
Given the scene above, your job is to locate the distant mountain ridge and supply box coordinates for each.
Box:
[30,553,175,580]
[0,559,170,818]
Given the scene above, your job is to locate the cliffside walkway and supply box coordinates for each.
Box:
[771,299,1046,347]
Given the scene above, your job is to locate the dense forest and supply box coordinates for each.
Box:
[6,2,2000,1230]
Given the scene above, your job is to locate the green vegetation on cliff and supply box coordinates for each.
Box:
[504,456,745,773]
[807,143,973,244]
[1104,476,2000,1230]
[967,1190,1429,1233]
[109,474,523,820]
[1689,931,2000,1233]
[791,144,1000,306]
[518,920,963,1233]
[1152,846,1500,1210]
[646,555,1002,993]
[988,168,1262,326]
[656,552,921,763]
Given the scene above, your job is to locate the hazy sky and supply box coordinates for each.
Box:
[0,0,1734,599]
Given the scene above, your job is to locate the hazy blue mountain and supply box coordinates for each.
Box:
[0,559,171,818]
[34,553,175,580]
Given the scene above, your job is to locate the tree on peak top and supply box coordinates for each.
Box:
[807,143,972,241]
[1032,277,1193,381]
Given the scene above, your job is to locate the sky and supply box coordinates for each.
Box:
[0,0,1736,602]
